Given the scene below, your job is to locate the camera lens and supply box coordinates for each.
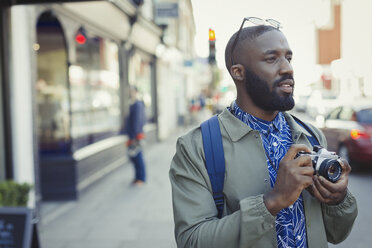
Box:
[318,159,342,183]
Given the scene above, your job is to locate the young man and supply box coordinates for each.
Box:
[169,19,357,248]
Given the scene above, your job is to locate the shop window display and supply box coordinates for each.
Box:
[36,13,121,153]
[70,29,120,151]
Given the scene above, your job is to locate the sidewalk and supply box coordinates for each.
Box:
[38,125,196,248]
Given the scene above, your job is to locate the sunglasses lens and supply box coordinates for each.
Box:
[248,17,265,25]
[266,19,282,29]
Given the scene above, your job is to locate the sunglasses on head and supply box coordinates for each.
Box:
[230,17,282,65]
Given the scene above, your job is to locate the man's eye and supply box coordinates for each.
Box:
[287,57,292,62]
[265,57,275,63]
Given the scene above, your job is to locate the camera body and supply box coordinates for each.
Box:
[297,145,342,183]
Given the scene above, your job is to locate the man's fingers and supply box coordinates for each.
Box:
[314,176,333,199]
[284,144,312,160]
[316,175,347,193]
[313,176,346,201]
[298,166,314,177]
[339,158,351,174]
[300,175,314,188]
[315,176,337,193]
[296,155,313,168]
[308,183,326,203]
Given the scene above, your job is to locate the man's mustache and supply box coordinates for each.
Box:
[273,74,294,87]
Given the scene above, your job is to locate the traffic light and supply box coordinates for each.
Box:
[75,33,86,44]
[208,28,216,64]
[209,28,215,41]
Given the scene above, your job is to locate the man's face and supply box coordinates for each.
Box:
[241,30,295,111]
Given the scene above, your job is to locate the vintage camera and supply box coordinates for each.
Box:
[296,145,342,183]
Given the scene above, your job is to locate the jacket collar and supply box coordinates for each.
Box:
[218,104,312,142]
[219,107,254,142]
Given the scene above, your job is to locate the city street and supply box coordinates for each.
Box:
[38,126,189,248]
[38,118,372,248]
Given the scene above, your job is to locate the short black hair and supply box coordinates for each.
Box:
[225,25,280,72]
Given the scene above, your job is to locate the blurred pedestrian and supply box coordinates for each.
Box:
[121,86,147,186]
[198,92,206,110]
[169,18,357,247]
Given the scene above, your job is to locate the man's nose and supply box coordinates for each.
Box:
[279,58,293,75]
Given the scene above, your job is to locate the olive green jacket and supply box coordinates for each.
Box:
[169,108,357,248]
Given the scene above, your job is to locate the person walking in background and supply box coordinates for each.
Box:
[122,86,147,186]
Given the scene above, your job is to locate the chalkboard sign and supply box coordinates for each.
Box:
[0,207,32,248]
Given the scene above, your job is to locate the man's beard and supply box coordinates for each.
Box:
[244,68,295,111]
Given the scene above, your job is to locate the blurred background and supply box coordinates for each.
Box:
[0,0,371,247]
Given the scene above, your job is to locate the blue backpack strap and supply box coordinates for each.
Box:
[291,114,320,146]
[200,115,226,218]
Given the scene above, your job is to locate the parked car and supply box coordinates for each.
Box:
[294,94,310,113]
[318,103,372,167]
[306,90,341,118]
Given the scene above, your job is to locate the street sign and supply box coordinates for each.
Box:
[0,207,32,248]
[155,3,179,18]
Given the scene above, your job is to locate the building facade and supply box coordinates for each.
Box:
[0,0,196,210]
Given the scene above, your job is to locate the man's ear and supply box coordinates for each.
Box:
[230,64,245,81]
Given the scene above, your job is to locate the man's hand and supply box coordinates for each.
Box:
[264,144,313,216]
[307,158,351,205]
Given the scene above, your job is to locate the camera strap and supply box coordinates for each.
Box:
[290,114,320,147]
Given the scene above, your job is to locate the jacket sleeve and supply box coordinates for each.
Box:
[321,189,358,244]
[169,134,276,248]
[306,122,358,244]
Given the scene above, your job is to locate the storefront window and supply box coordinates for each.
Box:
[37,15,121,153]
[36,12,70,153]
[70,29,120,151]
[128,51,155,123]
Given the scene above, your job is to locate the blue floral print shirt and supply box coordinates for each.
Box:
[231,101,308,248]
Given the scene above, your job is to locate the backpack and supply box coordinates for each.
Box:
[200,114,320,219]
